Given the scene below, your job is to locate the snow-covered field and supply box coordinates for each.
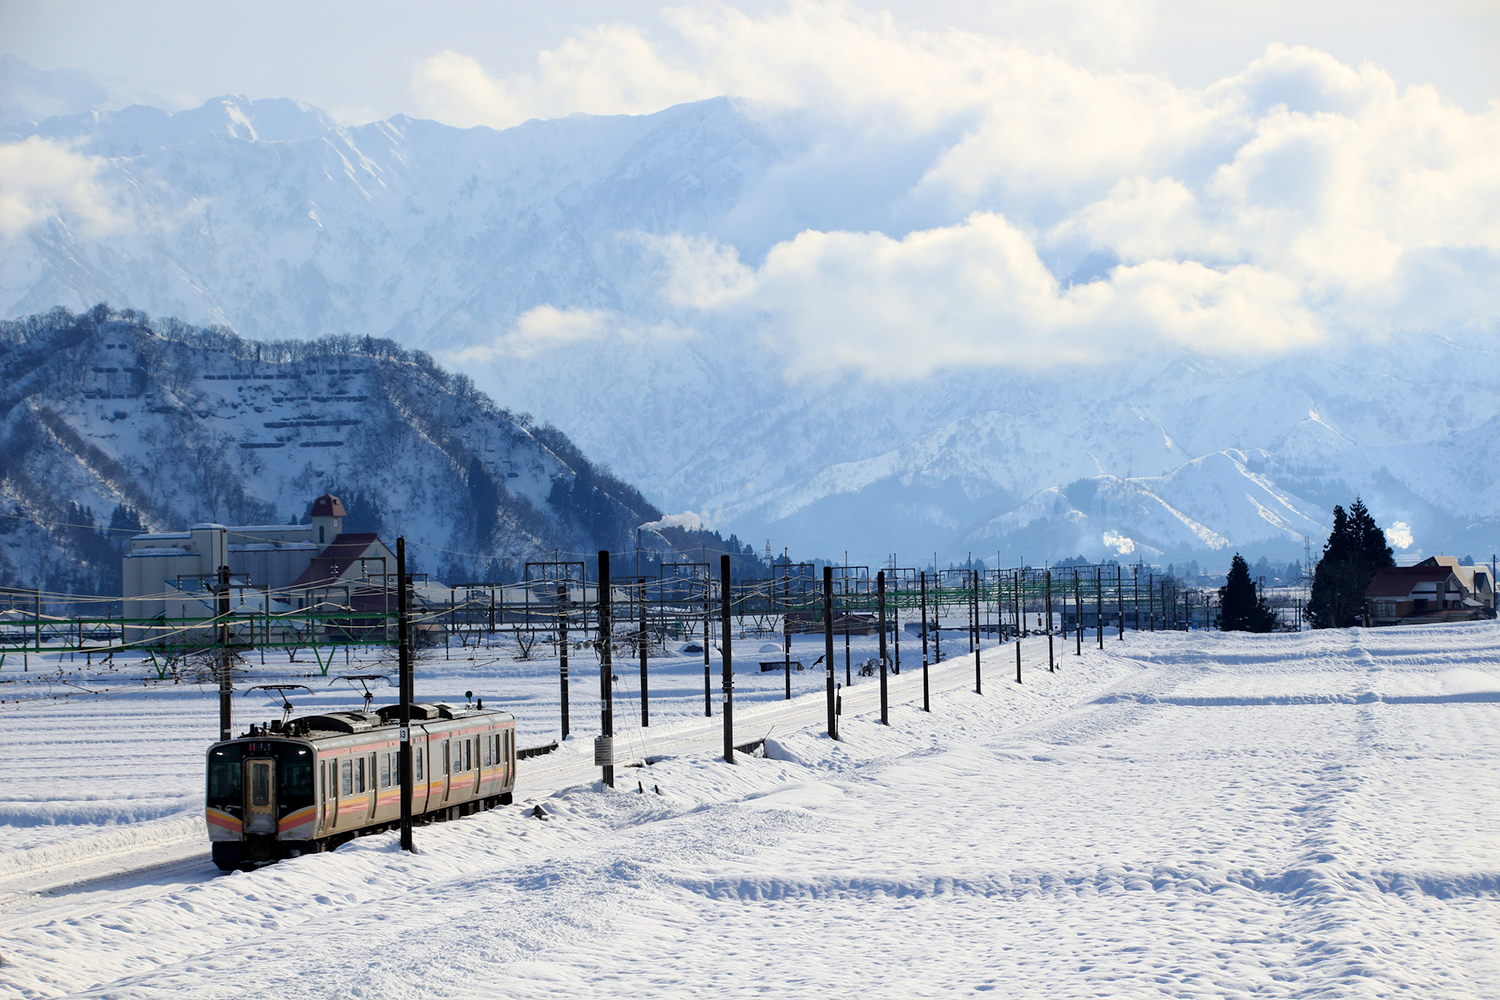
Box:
[3,622,1500,997]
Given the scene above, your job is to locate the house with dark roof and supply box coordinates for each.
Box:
[1365,564,1489,626]
[1413,555,1495,613]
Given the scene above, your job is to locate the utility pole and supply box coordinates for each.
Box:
[1097,568,1104,650]
[1014,570,1022,685]
[1046,569,1054,672]
[878,570,888,725]
[558,581,569,740]
[703,566,712,718]
[218,564,232,741]
[1118,565,1125,640]
[398,537,414,852]
[722,555,734,762]
[1075,569,1082,655]
[639,577,649,727]
[920,571,930,712]
[972,569,981,694]
[598,551,614,789]
[824,566,838,738]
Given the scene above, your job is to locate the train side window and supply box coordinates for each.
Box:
[443,740,450,776]
[355,757,365,794]
[340,759,352,797]
[483,736,491,767]
[452,739,461,773]
[416,747,423,781]
[380,753,391,789]
[464,739,471,772]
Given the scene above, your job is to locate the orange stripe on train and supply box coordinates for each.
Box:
[206,808,242,833]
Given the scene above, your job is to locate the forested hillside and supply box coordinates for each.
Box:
[0,306,668,594]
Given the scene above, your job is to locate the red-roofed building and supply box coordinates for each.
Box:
[1365,565,1488,626]
[122,494,396,643]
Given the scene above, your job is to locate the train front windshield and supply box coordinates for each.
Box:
[207,743,315,810]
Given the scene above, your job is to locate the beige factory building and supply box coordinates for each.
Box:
[122,494,396,643]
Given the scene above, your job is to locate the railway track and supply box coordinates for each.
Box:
[0,639,1063,928]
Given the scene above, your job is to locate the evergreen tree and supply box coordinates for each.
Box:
[1218,554,1279,632]
[1307,497,1394,628]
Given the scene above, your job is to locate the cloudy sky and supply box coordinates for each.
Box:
[3,1,1497,377]
[4,0,1497,121]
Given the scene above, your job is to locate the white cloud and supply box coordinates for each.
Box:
[1388,521,1414,549]
[662,213,1325,377]
[441,305,694,364]
[0,136,123,237]
[416,12,1498,378]
[444,306,614,362]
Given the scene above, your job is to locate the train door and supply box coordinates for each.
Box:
[243,757,277,835]
[465,737,478,795]
[367,752,380,820]
[504,730,515,788]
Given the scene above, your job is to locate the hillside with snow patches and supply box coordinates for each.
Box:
[3,70,1498,567]
[0,307,662,593]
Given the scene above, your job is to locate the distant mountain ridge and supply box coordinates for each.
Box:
[2,67,1496,569]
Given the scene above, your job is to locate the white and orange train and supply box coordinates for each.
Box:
[206,703,517,870]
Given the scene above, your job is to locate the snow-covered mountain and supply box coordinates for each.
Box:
[0,307,662,593]
[2,67,1496,569]
[0,55,173,128]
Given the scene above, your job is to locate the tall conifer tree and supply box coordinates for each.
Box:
[1219,554,1278,632]
[1307,497,1394,628]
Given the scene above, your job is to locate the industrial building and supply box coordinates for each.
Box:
[122,494,396,643]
